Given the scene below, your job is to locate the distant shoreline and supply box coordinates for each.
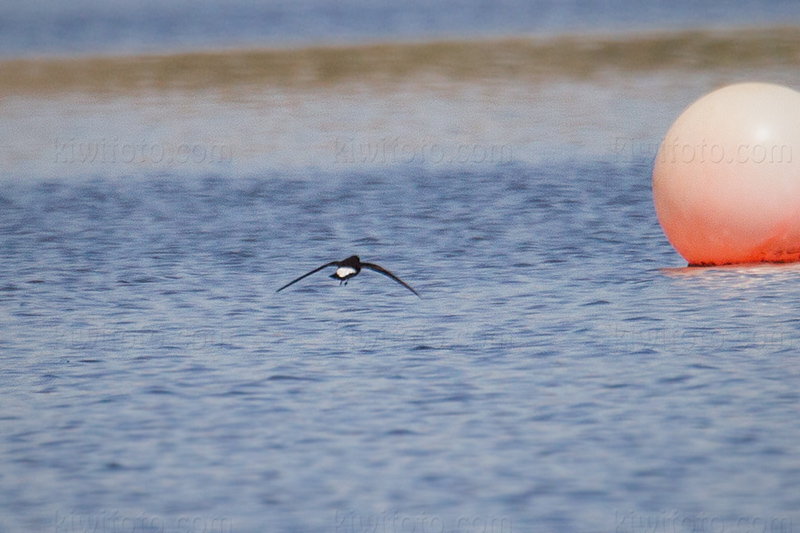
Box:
[1,26,799,95]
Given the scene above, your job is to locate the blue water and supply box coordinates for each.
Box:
[3,1,800,532]
[2,163,800,532]
[3,0,800,57]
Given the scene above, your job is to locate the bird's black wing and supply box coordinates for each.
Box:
[361,262,421,297]
[276,261,340,292]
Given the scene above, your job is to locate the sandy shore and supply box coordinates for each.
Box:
[1,27,799,95]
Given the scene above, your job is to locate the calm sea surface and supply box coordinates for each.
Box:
[2,3,800,533]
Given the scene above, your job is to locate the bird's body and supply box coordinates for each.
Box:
[276,255,420,297]
[330,256,361,283]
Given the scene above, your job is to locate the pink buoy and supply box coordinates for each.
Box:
[653,83,800,266]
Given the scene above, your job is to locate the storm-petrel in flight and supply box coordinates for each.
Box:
[276,255,420,297]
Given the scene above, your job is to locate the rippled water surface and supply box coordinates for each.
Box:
[2,18,800,533]
[3,160,800,532]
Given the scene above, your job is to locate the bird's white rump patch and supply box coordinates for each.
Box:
[335,266,357,278]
